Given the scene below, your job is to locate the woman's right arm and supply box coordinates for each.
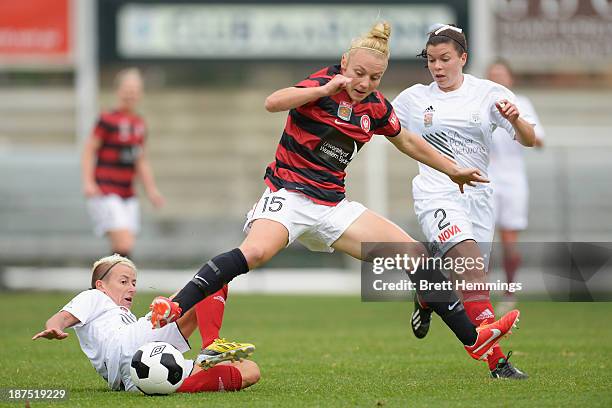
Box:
[32,311,80,340]
[264,75,353,112]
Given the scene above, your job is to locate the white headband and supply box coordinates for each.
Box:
[434,25,463,35]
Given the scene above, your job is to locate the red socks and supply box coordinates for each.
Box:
[463,298,506,370]
[196,285,229,348]
[179,284,244,393]
[177,365,242,392]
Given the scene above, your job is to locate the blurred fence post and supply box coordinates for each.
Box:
[468,0,494,77]
[75,0,98,143]
[555,146,571,241]
[365,136,388,218]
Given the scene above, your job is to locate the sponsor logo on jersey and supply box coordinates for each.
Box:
[119,145,141,165]
[314,129,363,170]
[424,105,435,128]
[437,224,462,243]
[318,141,353,167]
[360,115,371,132]
[337,101,353,121]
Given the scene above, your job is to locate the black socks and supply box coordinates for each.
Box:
[172,248,249,313]
[408,264,477,346]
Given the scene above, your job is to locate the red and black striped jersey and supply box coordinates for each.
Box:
[93,110,146,198]
[264,65,401,206]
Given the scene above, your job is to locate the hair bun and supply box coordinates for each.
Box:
[368,22,391,42]
[348,21,392,58]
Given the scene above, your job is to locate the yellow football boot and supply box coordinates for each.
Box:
[195,338,256,369]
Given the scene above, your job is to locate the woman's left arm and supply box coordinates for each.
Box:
[496,99,536,147]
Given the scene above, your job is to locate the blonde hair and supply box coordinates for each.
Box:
[348,21,391,58]
[114,67,143,89]
[90,253,136,289]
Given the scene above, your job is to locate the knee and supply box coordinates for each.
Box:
[239,360,261,388]
[111,243,133,257]
[408,241,429,257]
[109,233,134,256]
[503,247,521,262]
[239,245,267,270]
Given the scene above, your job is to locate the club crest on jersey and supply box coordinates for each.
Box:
[470,111,481,125]
[424,105,435,128]
[360,115,371,132]
[337,101,353,121]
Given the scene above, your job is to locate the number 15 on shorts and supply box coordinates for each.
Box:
[261,196,285,213]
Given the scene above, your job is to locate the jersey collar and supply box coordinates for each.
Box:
[432,73,471,97]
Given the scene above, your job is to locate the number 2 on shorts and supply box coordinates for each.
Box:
[434,208,450,231]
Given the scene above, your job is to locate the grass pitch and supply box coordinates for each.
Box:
[1,292,611,407]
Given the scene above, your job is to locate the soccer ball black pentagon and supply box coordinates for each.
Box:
[130,342,186,395]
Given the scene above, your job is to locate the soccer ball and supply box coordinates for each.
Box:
[130,342,186,395]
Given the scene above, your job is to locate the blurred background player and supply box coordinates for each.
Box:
[149,22,520,366]
[32,254,259,393]
[487,59,545,314]
[81,68,165,258]
[392,24,535,378]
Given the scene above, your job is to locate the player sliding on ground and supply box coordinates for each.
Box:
[149,21,520,368]
[392,24,535,378]
[32,254,259,393]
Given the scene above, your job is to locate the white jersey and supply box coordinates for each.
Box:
[62,290,138,389]
[62,290,192,391]
[489,94,544,183]
[392,74,517,198]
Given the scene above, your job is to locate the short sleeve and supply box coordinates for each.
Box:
[93,115,110,141]
[517,96,545,140]
[135,117,147,145]
[374,99,402,137]
[489,85,517,139]
[391,90,413,132]
[295,76,329,88]
[61,290,106,327]
[291,74,331,110]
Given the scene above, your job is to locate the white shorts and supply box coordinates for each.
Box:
[114,318,193,392]
[493,177,528,231]
[87,194,140,237]
[244,187,367,252]
[413,189,495,264]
